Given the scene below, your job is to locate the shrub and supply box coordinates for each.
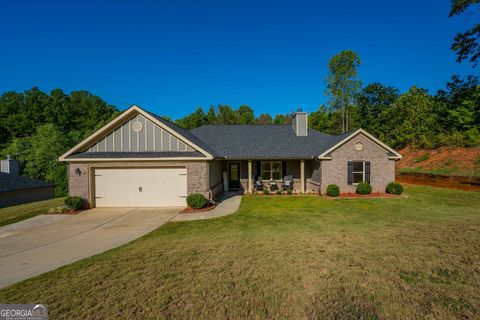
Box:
[356,182,372,195]
[287,190,293,195]
[386,182,404,195]
[64,196,84,210]
[275,190,283,195]
[262,188,270,195]
[326,184,340,197]
[186,193,208,209]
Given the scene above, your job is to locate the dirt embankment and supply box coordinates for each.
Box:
[395,147,480,191]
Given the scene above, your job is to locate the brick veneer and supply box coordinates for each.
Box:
[320,133,395,194]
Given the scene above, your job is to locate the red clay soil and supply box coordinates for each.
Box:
[397,173,480,192]
[181,204,216,213]
[396,146,480,191]
[396,146,480,176]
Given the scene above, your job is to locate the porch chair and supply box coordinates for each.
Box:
[282,175,293,190]
[254,176,264,191]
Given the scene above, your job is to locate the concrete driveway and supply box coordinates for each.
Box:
[0,207,180,288]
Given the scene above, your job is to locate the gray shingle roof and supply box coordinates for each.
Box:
[190,125,353,159]
[67,151,205,159]
[0,172,54,193]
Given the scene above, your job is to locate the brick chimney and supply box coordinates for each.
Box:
[292,108,308,136]
[1,155,19,176]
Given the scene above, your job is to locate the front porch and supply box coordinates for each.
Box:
[225,160,321,194]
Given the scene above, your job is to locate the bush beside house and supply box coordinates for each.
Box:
[356,182,372,195]
[326,184,340,197]
[186,193,208,209]
[386,182,404,195]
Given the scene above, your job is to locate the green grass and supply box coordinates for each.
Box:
[0,198,65,227]
[413,153,430,163]
[1,186,480,319]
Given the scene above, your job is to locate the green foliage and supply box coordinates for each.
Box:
[256,113,273,125]
[386,182,404,195]
[287,190,293,195]
[0,88,118,196]
[275,190,283,195]
[186,193,208,209]
[356,182,372,195]
[326,184,340,197]
[262,188,270,195]
[325,50,362,132]
[4,124,69,196]
[414,154,430,163]
[64,196,84,210]
[237,105,255,124]
[449,0,480,67]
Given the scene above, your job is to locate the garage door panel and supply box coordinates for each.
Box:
[94,168,187,207]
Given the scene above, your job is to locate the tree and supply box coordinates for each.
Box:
[215,105,238,124]
[206,106,217,124]
[449,0,480,67]
[309,105,343,135]
[5,124,68,196]
[389,87,438,148]
[273,114,288,124]
[175,107,207,129]
[256,113,273,125]
[325,50,362,132]
[354,83,399,139]
[237,105,255,124]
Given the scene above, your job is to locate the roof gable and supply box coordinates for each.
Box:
[59,105,213,161]
[317,129,402,160]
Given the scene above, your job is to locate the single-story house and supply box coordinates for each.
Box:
[60,105,402,207]
[0,156,55,208]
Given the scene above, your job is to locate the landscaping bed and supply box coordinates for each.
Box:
[334,192,401,198]
[180,204,216,213]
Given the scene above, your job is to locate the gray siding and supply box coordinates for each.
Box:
[86,113,196,153]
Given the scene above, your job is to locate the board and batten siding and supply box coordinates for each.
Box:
[86,114,195,153]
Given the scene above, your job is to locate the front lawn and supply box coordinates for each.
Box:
[0,197,65,227]
[1,186,479,319]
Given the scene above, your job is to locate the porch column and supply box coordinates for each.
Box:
[300,160,305,193]
[248,160,253,193]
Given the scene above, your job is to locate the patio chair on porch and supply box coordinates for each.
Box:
[254,176,264,191]
[282,175,293,190]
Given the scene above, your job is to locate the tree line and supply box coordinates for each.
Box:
[174,74,480,150]
[0,88,118,196]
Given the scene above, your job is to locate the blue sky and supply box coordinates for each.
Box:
[0,0,476,119]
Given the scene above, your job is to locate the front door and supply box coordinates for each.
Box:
[228,163,240,189]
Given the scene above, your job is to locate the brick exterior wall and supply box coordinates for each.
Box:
[68,163,90,202]
[320,133,395,194]
[67,161,210,207]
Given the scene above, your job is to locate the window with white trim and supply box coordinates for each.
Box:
[261,161,282,180]
[352,161,365,184]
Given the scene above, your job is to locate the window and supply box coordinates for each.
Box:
[261,161,282,180]
[352,161,364,184]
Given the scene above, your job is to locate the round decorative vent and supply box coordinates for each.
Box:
[132,121,143,133]
[355,142,363,151]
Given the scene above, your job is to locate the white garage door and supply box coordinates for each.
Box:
[94,168,187,207]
